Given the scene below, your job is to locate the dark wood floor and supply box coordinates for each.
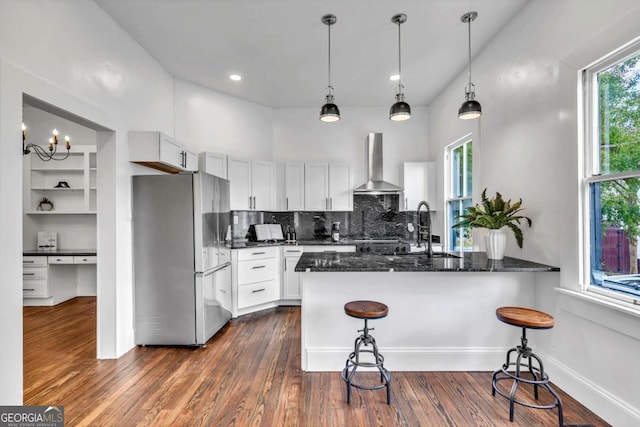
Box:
[24,297,609,426]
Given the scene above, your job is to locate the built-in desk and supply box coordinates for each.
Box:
[23,249,97,306]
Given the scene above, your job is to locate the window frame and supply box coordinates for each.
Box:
[581,39,640,306]
[445,135,473,252]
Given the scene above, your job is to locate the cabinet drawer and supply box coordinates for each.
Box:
[23,267,48,280]
[238,280,278,309]
[23,256,47,267]
[23,280,48,298]
[283,247,304,257]
[48,256,74,264]
[237,246,278,261]
[74,256,97,264]
[237,258,277,285]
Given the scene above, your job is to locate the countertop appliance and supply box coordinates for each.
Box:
[355,239,411,254]
[132,172,232,346]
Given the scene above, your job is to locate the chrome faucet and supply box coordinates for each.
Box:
[415,201,433,258]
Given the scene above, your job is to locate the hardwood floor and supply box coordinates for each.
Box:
[24,297,610,426]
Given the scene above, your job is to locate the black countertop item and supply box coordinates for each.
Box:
[23,249,97,256]
[294,251,560,273]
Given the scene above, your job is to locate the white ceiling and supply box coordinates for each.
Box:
[95,0,528,109]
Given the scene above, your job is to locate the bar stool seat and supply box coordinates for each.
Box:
[492,306,563,426]
[342,300,391,404]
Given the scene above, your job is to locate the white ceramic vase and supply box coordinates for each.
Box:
[485,229,507,260]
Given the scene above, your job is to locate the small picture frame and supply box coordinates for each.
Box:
[37,231,58,250]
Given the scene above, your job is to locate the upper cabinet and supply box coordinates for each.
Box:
[304,162,352,211]
[401,162,436,211]
[198,152,227,178]
[228,156,275,210]
[24,146,97,215]
[129,131,198,174]
[284,162,305,211]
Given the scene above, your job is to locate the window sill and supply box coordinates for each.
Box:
[554,287,640,318]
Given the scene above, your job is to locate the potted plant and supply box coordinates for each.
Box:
[452,189,532,259]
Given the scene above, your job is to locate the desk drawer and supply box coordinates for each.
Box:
[23,256,47,267]
[23,280,48,298]
[237,258,277,285]
[48,256,74,264]
[23,267,48,280]
[237,280,278,309]
[74,256,97,264]
[237,247,278,261]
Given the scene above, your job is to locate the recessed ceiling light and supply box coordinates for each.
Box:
[229,74,242,81]
[389,74,400,81]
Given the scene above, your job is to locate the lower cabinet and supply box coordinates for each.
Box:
[23,255,97,306]
[231,247,281,316]
[282,247,304,302]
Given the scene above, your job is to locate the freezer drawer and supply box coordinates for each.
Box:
[238,280,278,309]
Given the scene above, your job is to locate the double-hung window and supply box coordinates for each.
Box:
[583,41,640,304]
[446,138,473,251]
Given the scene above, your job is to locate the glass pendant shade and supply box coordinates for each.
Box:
[389,93,411,121]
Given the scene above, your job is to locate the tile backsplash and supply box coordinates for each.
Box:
[231,194,424,242]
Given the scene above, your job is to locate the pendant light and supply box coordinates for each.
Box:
[389,13,411,121]
[458,11,482,120]
[320,14,340,123]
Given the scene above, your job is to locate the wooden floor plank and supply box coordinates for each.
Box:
[23,297,610,426]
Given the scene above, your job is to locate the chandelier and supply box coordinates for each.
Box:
[22,123,71,161]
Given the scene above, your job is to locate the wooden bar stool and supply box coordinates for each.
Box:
[341,300,391,404]
[492,306,563,426]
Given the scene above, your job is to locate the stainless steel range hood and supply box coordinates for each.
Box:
[353,133,403,194]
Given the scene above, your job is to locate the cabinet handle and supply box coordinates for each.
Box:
[249,196,252,209]
[252,288,266,293]
[286,250,302,253]
[24,260,34,263]
[23,273,35,276]
[252,251,266,255]
[330,197,333,210]
[252,265,266,269]
[23,288,35,291]
[286,197,289,210]
[405,198,408,210]
[219,289,227,294]
[252,196,256,209]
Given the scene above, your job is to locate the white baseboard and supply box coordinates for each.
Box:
[304,347,508,372]
[542,352,640,427]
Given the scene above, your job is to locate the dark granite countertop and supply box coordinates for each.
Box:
[24,249,97,256]
[230,239,357,249]
[294,251,560,273]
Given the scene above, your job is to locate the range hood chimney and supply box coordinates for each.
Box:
[353,133,403,194]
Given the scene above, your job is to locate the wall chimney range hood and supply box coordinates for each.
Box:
[353,133,403,194]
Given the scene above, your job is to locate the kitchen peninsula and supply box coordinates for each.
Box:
[296,251,559,372]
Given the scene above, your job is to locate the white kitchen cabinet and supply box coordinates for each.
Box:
[228,156,275,210]
[22,256,78,306]
[129,131,198,173]
[231,247,280,316]
[304,162,351,211]
[284,162,305,211]
[198,152,228,178]
[401,162,436,211]
[282,246,304,302]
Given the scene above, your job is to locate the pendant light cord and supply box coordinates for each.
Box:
[467,18,472,87]
[397,19,402,92]
[327,20,332,93]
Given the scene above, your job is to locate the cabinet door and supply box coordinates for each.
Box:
[183,147,198,172]
[329,163,352,211]
[283,256,302,299]
[402,162,435,211]
[304,162,329,211]
[284,162,305,211]
[199,152,228,178]
[251,160,275,211]
[228,156,252,210]
[158,134,183,169]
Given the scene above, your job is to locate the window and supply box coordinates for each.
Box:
[583,41,640,304]
[446,138,472,251]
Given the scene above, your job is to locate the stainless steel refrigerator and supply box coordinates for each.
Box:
[132,172,232,346]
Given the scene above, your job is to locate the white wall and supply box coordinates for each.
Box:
[0,0,174,404]
[428,0,640,424]
[174,79,274,159]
